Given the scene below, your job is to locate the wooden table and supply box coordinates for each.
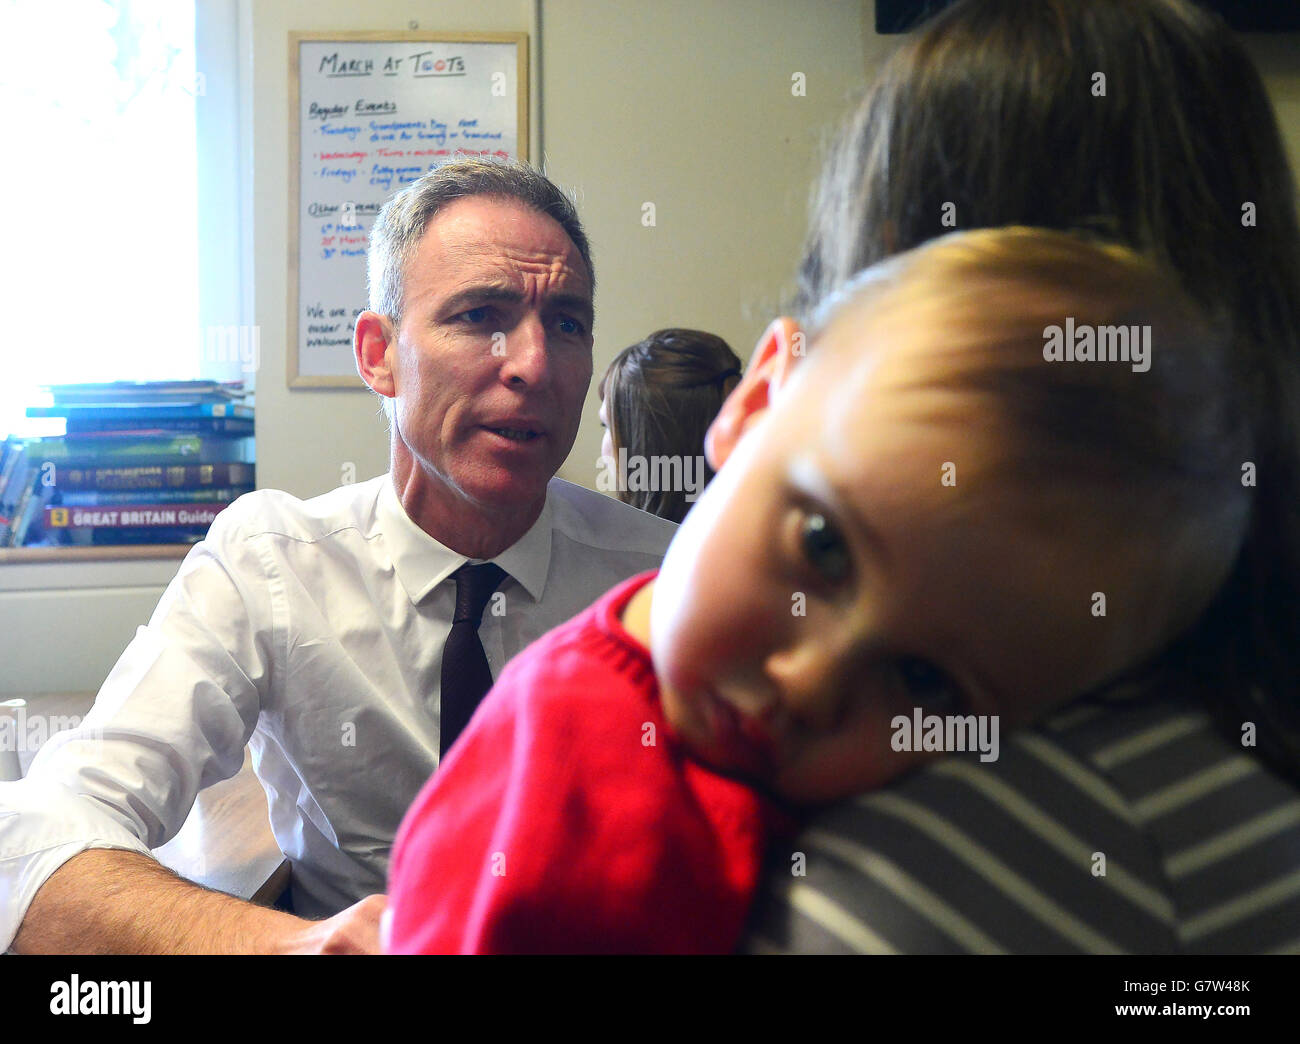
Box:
[13,691,288,905]
[152,750,290,905]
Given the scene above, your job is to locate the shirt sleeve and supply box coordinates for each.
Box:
[0,504,275,950]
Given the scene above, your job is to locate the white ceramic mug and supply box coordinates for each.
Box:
[0,699,27,781]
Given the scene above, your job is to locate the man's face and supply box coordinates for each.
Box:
[387,196,594,512]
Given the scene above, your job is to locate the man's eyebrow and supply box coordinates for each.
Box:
[434,285,594,328]
[438,285,524,316]
[543,291,595,327]
[787,453,889,569]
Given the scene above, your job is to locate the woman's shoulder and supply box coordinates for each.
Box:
[743,693,1300,954]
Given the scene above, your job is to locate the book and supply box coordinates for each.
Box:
[10,476,54,547]
[63,417,254,437]
[39,526,209,548]
[51,486,254,508]
[0,436,22,508]
[28,402,255,422]
[24,434,255,467]
[53,462,254,492]
[0,452,34,545]
[3,468,39,546]
[44,502,234,530]
[44,380,248,405]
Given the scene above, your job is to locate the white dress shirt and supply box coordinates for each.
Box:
[0,473,676,944]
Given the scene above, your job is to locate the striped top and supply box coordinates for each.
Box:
[741,691,1300,953]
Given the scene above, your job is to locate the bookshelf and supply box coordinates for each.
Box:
[0,544,193,564]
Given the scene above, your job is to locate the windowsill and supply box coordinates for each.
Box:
[0,545,193,593]
[0,544,193,564]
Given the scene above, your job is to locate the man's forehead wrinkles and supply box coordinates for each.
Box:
[430,244,587,288]
[434,229,579,265]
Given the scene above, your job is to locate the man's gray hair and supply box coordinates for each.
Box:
[367,158,595,325]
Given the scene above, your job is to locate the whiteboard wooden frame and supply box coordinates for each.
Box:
[287,31,530,389]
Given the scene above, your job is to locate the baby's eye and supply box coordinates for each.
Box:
[800,512,851,583]
[897,657,961,710]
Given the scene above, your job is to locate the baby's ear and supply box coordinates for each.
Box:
[704,317,805,470]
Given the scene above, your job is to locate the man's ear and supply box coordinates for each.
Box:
[355,310,397,398]
[704,317,805,471]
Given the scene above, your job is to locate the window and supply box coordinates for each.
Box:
[0,0,248,437]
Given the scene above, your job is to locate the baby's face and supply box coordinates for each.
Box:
[650,307,1168,804]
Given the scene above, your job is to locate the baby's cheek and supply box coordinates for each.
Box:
[782,712,923,804]
[705,593,780,666]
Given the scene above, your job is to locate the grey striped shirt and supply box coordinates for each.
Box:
[742,692,1300,953]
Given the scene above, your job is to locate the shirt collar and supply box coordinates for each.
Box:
[376,474,552,606]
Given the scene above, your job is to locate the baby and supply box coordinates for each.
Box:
[384,227,1250,953]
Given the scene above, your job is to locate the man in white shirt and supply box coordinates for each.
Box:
[3,160,677,954]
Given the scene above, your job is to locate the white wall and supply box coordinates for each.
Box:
[543,0,888,487]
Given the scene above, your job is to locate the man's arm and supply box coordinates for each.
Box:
[12,848,386,955]
[3,502,295,953]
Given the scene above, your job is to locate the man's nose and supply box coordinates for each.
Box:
[498,315,550,387]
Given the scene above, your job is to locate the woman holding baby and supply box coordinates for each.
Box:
[740,0,1300,953]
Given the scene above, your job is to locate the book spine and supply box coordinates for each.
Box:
[52,486,253,507]
[42,526,209,548]
[11,479,53,547]
[32,434,201,460]
[64,417,255,435]
[52,462,255,492]
[88,527,208,546]
[32,435,254,468]
[6,470,40,547]
[0,437,19,507]
[33,403,255,421]
[44,503,233,530]
[0,456,33,544]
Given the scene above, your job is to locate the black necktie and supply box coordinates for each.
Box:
[439,562,508,757]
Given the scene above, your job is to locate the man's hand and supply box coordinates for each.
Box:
[278,893,388,954]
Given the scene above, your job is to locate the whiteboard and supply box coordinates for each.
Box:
[288,32,528,387]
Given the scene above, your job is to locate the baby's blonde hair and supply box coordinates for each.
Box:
[811,227,1253,696]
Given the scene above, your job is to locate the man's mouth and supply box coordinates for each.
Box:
[484,426,543,442]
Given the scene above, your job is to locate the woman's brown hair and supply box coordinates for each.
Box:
[797,0,1300,778]
[599,329,742,524]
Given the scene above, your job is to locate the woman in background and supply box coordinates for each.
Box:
[598,328,742,523]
